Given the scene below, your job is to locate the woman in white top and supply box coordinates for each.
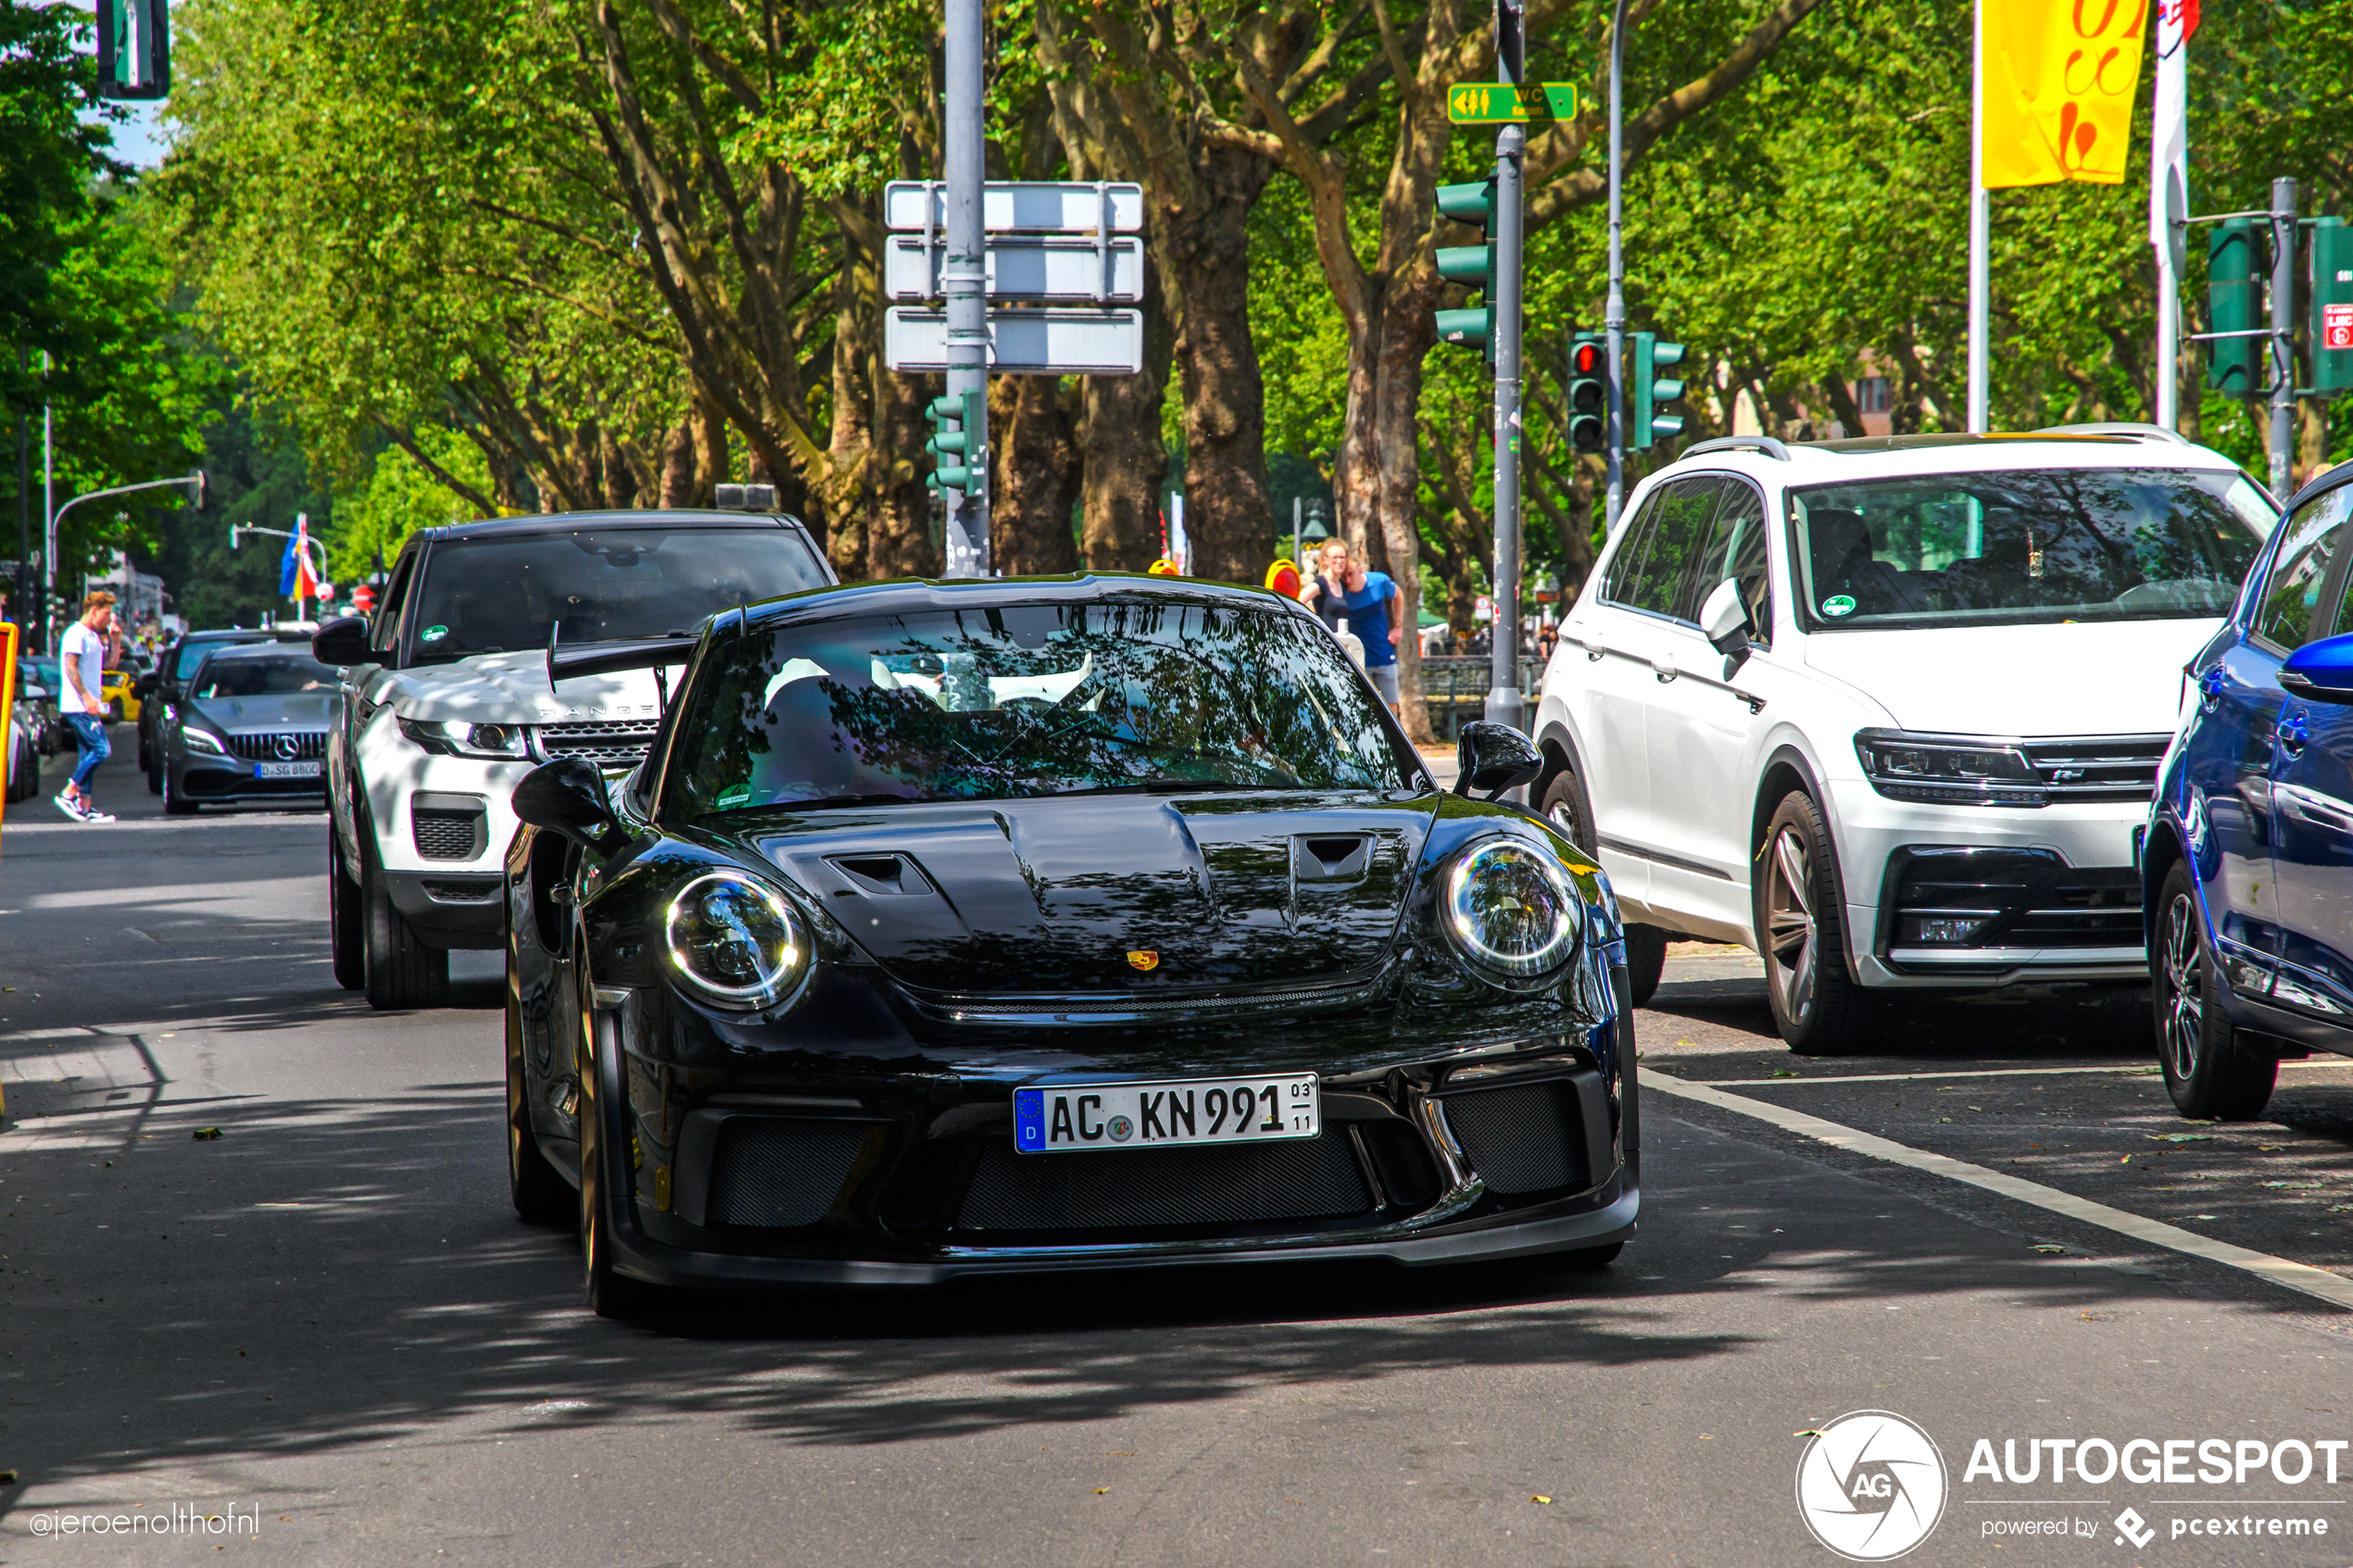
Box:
[55,590,119,823]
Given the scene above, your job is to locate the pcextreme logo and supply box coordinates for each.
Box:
[1795,1410,1951,1562]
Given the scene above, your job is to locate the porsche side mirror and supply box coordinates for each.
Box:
[1454,721,1543,801]
[2280,630,2353,707]
[512,759,627,854]
[312,615,372,668]
[1700,579,1754,666]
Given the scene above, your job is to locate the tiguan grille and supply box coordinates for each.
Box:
[2019,735,2170,803]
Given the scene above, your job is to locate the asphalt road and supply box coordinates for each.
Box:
[2,743,2350,1565]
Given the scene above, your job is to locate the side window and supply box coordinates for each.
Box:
[371,551,418,655]
[1677,480,1772,641]
[2251,491,2352,653]
[1598,493,1665,609]
[1608,479,1722,619]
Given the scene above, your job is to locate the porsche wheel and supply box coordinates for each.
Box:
[508,993,571,1225]
[2153,859,2275,1120]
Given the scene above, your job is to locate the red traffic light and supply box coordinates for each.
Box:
[1571,341,1603,376]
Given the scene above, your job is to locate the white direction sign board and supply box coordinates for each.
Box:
[886,307,1145,376]
[883,181,1145,234]
[886,232,1144,303]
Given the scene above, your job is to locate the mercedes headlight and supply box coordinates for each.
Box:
[665,870,809,1010]
[398,717,533,759]
[182,727,227,756]
[1442,839,1582,978]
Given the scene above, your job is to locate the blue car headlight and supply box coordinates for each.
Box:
[1441,839,1582,979]
[664,870,809,1010]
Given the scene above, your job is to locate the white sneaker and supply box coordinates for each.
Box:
[82,805,117,823]
[53,793,89,822]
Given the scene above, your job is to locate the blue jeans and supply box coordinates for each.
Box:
[66,714,110,791]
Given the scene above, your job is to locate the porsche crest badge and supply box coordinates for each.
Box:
[1126,950,1159,972]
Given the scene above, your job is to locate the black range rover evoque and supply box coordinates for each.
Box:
[502,573,1640,1316]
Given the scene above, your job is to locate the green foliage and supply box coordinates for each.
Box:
[328,431,492,583]
[145,381,329,631]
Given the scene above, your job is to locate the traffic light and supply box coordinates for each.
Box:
[97,0,171,100]
[2312,218,2353,395]
[925,389,984,493]
[1630,332,1687,450]
[2207,219,2262,397]
[1434,175,1499,361]
[1567,333,1606,454]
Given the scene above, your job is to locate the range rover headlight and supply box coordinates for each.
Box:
[1442,839,1582,978]
[665,870,808,1009]
[398,717,533,759]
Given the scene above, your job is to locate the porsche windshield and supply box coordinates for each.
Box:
[1790,467,2273,629]
[670,599,1404,812]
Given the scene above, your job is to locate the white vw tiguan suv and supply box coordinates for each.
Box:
[1532,428,2276,1052]
[317,509,833,1009]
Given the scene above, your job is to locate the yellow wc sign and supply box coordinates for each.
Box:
[1982,0,2147,187]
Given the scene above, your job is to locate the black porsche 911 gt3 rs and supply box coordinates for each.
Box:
[502,573,1639,1317]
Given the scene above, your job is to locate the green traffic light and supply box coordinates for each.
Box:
[1433,177,1500,363]
[2207,220,2260,396]
[1630,332,1688,451]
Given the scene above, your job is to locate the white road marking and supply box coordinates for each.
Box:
[1694,1060,2353,1087]
[1646,1072,2353,1313]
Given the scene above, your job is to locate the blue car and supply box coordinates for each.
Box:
[2144,458,2353,1118]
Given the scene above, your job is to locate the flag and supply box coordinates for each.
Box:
[1981,0,2148,188]
[279,520,320,600]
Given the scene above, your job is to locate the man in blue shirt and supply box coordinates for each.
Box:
[1312,540,1403,714]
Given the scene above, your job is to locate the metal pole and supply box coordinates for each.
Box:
[42,362,55,656]
[1486,0,1527,733]
[2150,0,2190,431]
[2269,176,2297,501]
[1967,0,1990,433]
[1602,0,1628,533]
[940,0,990,576]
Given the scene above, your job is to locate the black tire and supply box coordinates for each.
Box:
[1557,1240,1625,1271]
[145,755,162,795]
[579,1015,658,1319]
[328,826,366,991]
[2153,859,2276,1120]
[1537,764,1599,858]
[1755,792,1874,1055]
[1624,924,1667,1007]
[509,994,572,1225]
[361,836,449,1010]
[161,761,197,816]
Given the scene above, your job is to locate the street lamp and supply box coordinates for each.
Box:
[43,470,206,654]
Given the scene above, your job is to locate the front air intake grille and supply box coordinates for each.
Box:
[412,808,484,861]
[1885,847,2141,954]
[706,1119,881,1229]
[908,972,1389,1022]
[1441,1083,1591,1197]
[2019,735,2169,803]
[225,730,327,761]
[534,719,661,768]
[955,1136,1372,1233]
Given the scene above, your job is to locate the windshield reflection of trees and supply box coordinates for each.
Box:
[679,601,1398,813]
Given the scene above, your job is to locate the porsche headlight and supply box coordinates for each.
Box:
[398,717,532,759]
[664,870,808,1009]
[1442,839,1581,978]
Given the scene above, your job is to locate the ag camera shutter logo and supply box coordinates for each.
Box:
[1795,1410,1949,1561]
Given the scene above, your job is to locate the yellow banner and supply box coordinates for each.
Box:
[1981,0,2147,187]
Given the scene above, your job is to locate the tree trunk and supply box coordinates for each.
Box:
[819,272,873,580]
[1080,268,1176,571]
[991,376,1083,576]
[866,368,937,581]
[657,410,698,507]
[1162,144,1276,584]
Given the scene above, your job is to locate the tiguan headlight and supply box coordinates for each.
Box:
[665,870,809,1009]
[1442,839,1581,978]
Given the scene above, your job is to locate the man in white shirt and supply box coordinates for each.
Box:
[55,590,119,824]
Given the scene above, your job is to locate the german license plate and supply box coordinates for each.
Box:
[1013,1073,1318,1154]
[252,760,322,780]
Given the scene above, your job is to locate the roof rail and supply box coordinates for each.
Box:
[1680,435,1791,462]
[2032,421,2195,445]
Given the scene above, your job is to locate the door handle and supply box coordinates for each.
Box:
[2274,710,2309,758]
[2197,669,2226,713]
[1651,657,1679,684]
